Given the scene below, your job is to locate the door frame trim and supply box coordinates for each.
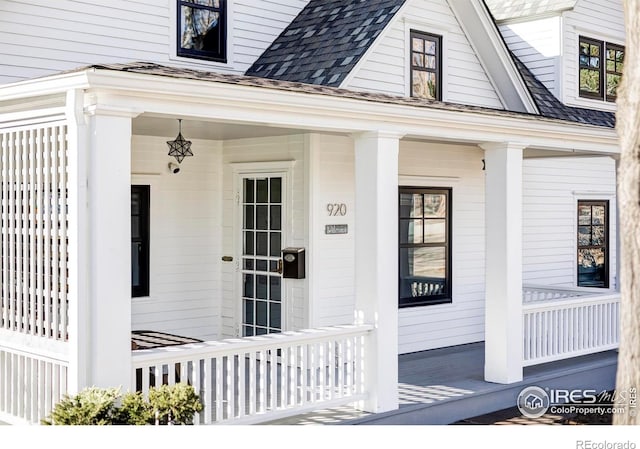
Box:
[231,160,297,336]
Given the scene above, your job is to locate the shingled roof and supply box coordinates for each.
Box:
[245,0,405,87]
[513,55,615,128]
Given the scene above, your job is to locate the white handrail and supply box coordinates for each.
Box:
[131,324,373,424]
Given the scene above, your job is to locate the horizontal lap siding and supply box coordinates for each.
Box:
[130,135,222,341]
[0,0,308,83]
[345,0,503,109]
[311,135,356,327]
[562,0,624,109]
[523,156,617,287]
[499,17,561,97]
[221,135,306,338]
[398,141,486,354]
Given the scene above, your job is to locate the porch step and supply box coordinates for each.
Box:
[344,351,618,425]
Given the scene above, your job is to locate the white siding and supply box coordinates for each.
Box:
[307,134,356,328]
[221,135,307,338]
[398,141,486,354]
[345,0,504,109]
[561,0,624,110]
[523,156,617,288]
[0,0,309,84]
[130,135,223,341]
[499,16,562,98]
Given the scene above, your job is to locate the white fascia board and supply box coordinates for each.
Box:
[0,71,91,103]
[450,0,539,114]
[82,69,618,154]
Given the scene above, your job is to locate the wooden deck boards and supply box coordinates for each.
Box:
[266,342,618,425]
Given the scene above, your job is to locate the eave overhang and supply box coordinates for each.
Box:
[0,66,619,155]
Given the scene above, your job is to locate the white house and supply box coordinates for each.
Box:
[0,0,623,424]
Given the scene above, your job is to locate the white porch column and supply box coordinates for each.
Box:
[65,90,90,393]
[353,131,401,413]
[481,142,525,384]
[86,107,135,390]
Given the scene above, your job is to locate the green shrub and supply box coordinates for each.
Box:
[42,387,120,425]
[148,383,203,425]
[44,383,202,425]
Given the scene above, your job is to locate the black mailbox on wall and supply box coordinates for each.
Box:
[282,247,305,279]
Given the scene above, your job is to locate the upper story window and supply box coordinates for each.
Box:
[178,0,227,63]
[410,31,442,101]
[579,36,624,102]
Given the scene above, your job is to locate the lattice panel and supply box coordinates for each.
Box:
[0,124,69,341]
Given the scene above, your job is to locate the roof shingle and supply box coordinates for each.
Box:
[245,0,405,87]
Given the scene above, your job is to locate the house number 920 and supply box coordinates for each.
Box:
[327,203,347,216]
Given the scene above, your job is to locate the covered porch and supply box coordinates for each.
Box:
[0,64,621,425]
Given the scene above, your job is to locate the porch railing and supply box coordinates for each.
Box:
[131,324,373,424]
[522,285,620,366]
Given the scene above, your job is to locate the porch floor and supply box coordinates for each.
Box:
[264,342,618,425]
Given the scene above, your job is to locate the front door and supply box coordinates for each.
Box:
[240,175,284,336]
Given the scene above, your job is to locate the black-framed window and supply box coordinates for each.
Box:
[410,31,442,101]
[399,187,452,307]
[577,200,609,288]
[579,37,624,102]
[132,185,150,297]
[178,0,227,62]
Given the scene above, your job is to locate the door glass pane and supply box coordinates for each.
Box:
[270,178,281,203]
[256,301,268,326]
[244,205,254,229]
[256,259,268,272]
[256,205,268,230]
[243,274,254,298]
[244,231,254,255]
[256,275,267,299]
[270,206,281,230]
[256,179,268,203]
[270,276,281,302]
[256,232,268,256]
[269,232,281,257]
[270,303,281,328]
[244,299,254,325]
[241,175,284,335]
[131,243,141,286]
[244,179,254,203]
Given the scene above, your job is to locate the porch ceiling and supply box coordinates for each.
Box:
[133,114,310,141]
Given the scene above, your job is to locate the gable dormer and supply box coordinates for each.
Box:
[487,0,625,113]
[247,0,538,113]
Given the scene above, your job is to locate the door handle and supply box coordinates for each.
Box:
[271,259,283,275]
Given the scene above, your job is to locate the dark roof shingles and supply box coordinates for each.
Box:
[245,0,405,87]
[513,55,615,128]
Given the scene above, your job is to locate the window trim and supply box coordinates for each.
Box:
[398,186,452,308]
[578,36,624,102]
[576,199,609,289]
[409,30,443,101]
[132,185,150,298]
[176,0,227,63]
